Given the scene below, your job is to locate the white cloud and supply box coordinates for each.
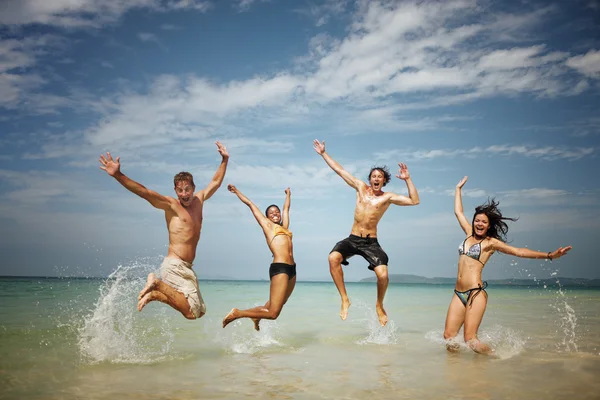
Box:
[0,35,72,112]
[294,0,349,26]
[375,144,595,162]
[0,0,212,28]
[4,0,599,159]
[138,32,159,43]
[234,0,271,12]
[566,49,600,78]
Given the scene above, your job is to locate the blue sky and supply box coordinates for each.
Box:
[0,0,599,281]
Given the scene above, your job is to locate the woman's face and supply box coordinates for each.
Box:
[267,206,281,224]
[473,213,490,237]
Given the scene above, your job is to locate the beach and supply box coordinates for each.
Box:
[1,261,599,400]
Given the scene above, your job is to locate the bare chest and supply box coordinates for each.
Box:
[168,204,203,234]
[356,192,389,214]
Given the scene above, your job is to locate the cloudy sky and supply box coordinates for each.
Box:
[1,0,599,281]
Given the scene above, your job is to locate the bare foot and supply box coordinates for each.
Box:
[252,318,261,331]
[137,291,154,312]
[467,338,495,355]
[138,273,158,300]
[445,342,461,352]
[340,299,351,320]
[376,304,388,326]
[222,308,240,328]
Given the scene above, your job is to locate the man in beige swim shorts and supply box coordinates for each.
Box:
[99,142,229,319]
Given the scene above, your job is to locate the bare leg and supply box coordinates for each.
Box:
[223,275,295,328]
[329,252,351,320]
[373,265,389,326]
[248,301,270,331]
[463,292,494,355]
[137,275,197,320]
[444,294,467,352]
[138,273,158,300]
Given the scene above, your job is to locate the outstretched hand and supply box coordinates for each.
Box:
[227,184,238,194]
[285,187,291,196]
[313,139,325,155]
[99,152,120,177]
[456,176,468,189]
[216,141,229,159]
[549,246,573,260]
[395,163,410,180]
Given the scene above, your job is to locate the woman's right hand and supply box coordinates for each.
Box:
[456,176,468,189]
[227,184,237,193]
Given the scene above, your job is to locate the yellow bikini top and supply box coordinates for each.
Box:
[271,224,292,243]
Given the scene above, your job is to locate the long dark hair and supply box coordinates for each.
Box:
[473,198,517,242]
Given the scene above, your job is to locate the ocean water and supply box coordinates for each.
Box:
[1,259,599,400]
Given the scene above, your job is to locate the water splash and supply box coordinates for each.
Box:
[77,259,176,364]
[354,301,398,345]
[479,325,526,360]
[216,312,283,354]
[425,327,525,359]
[550,285,578,352]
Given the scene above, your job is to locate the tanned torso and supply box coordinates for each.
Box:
[350,186,392,238]
[455,236,495,291]
[165,196,204,263]
[268,231,295,265]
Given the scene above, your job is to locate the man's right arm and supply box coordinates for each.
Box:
[113,172,172,210]
[313,139,362,190]
[99,152,172,211]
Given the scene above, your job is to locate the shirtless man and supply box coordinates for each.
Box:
[99,141,229,320]
[313,139,420,326]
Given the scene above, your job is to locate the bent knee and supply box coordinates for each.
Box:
[328,252,343,266]
[376,270,388,282]
[267,308,282,319]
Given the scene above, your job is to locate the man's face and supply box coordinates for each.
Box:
[175,180,195,207]
[370,169,385,192]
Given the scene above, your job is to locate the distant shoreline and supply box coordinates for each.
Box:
[1,274,600,287]
[358,274,600,288]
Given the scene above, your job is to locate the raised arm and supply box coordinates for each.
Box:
[389,163,420,206]
[99,152,172,210]
[228,184,271,232]
[454,176,471,234]
[198,141,229,201]
[492,240,572,261]
[313,139,363,190]
[281,187,291,229]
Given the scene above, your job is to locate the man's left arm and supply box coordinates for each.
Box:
[389,163,420,206]
[198,141,229,201]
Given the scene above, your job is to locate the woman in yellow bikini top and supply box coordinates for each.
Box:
[271,223,292,243]
[222,185,296,331]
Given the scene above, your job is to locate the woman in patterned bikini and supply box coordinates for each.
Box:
[443,176,572,354]
[222,185,296,330]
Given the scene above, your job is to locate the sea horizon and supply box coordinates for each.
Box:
[3,274,600,288]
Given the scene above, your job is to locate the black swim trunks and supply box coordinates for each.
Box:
[269,262,296,280]
[330,234,389,271]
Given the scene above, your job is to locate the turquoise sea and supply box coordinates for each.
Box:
[1,258,599,400]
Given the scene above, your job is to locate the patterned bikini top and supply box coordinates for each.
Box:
[458,235,484,264]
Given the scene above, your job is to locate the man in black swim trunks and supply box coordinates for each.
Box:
[313,139,420,326]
